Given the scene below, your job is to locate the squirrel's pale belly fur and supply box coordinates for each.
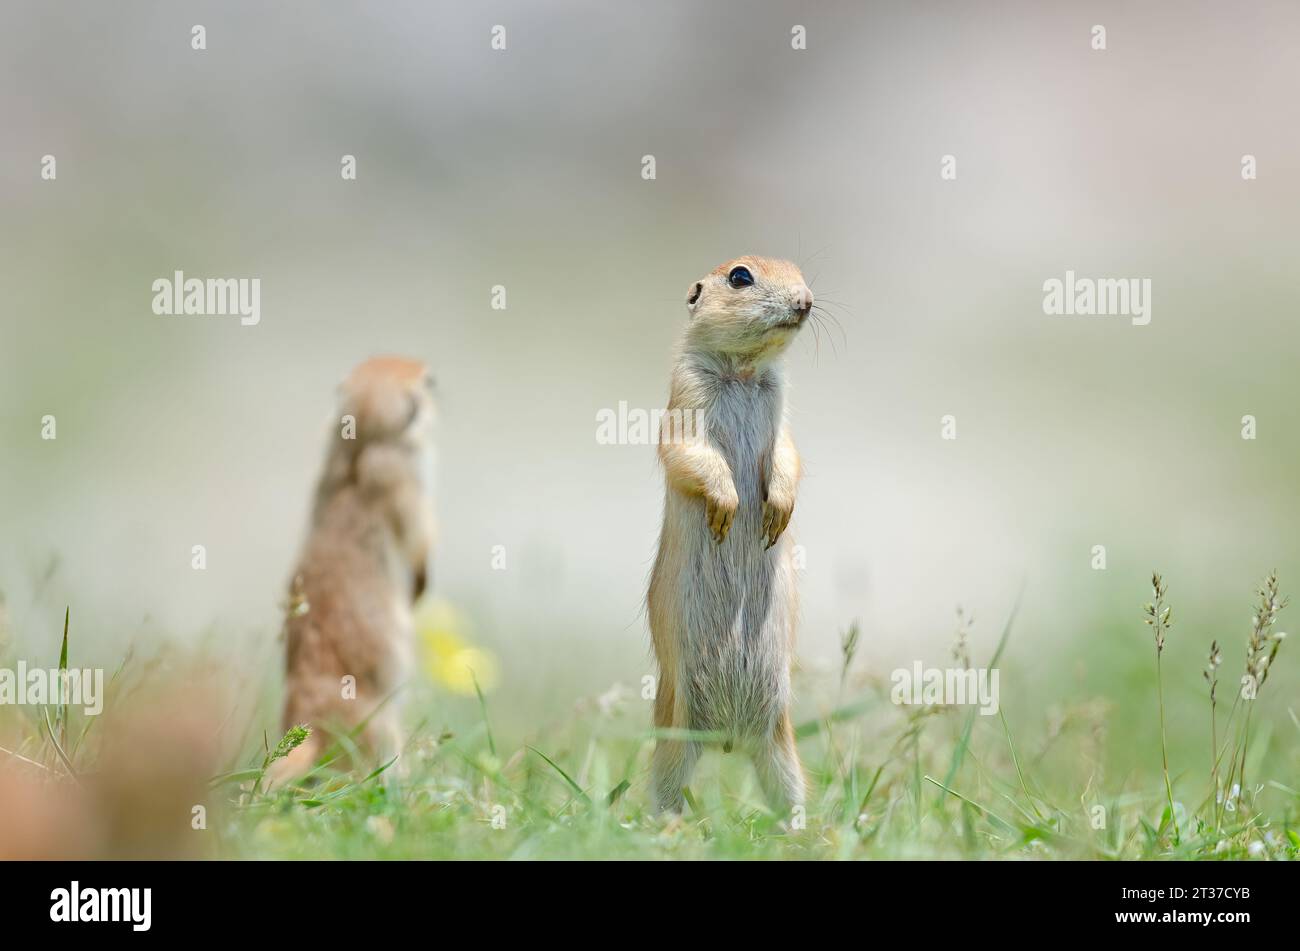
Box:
[651,375,796,739]
[647,256,813,816]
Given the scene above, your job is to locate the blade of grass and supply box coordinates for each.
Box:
[299,756,398,807]
[606,778,630,806]
[42,707,81,785]
[924,774,1016,832]
[934,582,1022,807]
[0,743,58,774]
[526,745,591,805]
[998,708,1043,819]
[472,671,496,757]
[209,767,267,789]
[856,762,886,815]
[55,606,69,750]
[72,646,135,757]
[645,726,729,743]
[794,697,876,740]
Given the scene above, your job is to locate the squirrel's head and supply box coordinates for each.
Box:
[683,256,813,361]
[338,355,435,446]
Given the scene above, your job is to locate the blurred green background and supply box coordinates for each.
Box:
[1,1,1297,784]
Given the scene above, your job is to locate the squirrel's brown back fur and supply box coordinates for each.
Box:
[275,356,435,783]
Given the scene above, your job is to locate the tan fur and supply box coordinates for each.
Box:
[648,257,812,815]
[272,356,435,787]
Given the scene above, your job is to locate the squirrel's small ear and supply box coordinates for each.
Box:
[686,281,703,311]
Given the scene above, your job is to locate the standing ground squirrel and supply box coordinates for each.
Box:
[647,256,813,815]
[273,356,436,783]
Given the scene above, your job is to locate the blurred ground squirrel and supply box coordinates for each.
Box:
[647,256,813,815]
[272,356,435,784]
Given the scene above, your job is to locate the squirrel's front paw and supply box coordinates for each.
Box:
[761,495,794,549]
[705,484,739,544]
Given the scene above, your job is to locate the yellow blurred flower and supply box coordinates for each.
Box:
[416,599,499,696]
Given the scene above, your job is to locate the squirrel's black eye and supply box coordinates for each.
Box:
[727,266,754,289]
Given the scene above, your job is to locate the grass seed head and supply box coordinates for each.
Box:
[1144,572,1172,653]
[1244,573,1288,689]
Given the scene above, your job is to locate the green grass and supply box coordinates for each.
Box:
[3,574,1299,861]
[207,690,1296,860]
[209,585,1296,861]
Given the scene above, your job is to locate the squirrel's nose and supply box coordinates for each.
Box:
[792,286,813,318]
